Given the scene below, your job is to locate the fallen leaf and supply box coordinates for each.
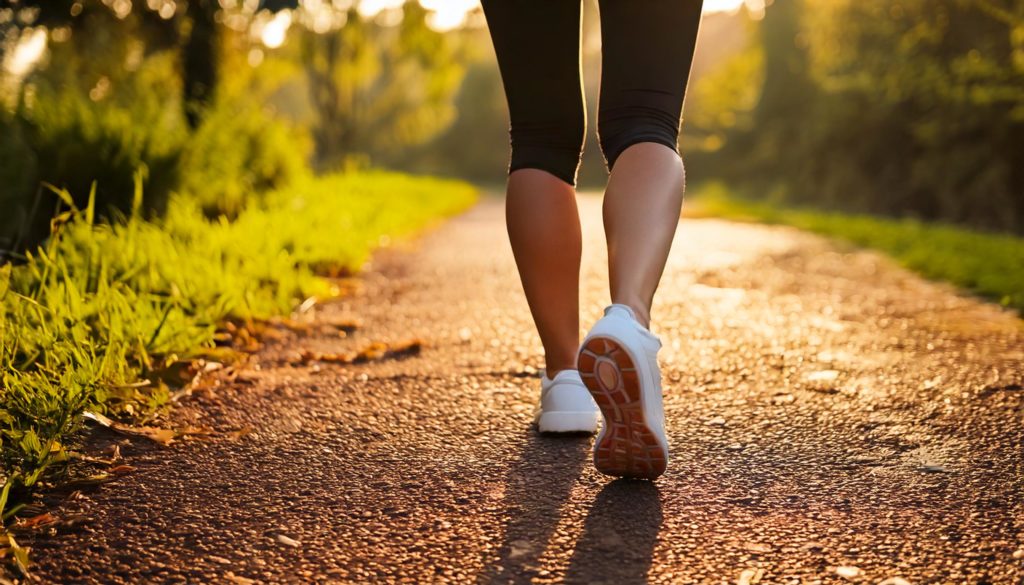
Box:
[12,513,58,531]
[126,426,177,445]
[83,412,226,445]
[56,515,92,531]
[61,474,113,488]
[299,339,422,365]
[226,428,254,441]
[82,411,115,427]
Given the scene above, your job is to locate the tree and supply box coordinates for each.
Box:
[297,1,463,170]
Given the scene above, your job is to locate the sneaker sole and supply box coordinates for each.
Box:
[577,336,667,480]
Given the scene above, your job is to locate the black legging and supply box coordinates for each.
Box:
[480,0,704,186]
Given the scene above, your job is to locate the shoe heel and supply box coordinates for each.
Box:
[577,336,667,479]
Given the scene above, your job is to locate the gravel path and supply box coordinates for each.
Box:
[27,194,1024,584]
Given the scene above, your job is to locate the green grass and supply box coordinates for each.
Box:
[0,171,477,562]
[687,182,1024,313]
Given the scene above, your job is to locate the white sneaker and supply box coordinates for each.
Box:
[577,303,668,479]
[534,369,600,434]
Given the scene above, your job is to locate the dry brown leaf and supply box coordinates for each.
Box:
[62,474,113,488]
[226,428,254,440]
[321,317,361,332]
[299,339,423,366]
[83,411,181,445]
[12,513,58,531]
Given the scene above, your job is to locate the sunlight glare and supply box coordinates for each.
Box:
[420,0,477,32]
[5,28,47,77]
[261,9,292,48]
[359,0,405,17]
[414,0,762,32]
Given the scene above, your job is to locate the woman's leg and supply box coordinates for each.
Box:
[480,0,587,377]
[596,0,704,330]
[506,171,582,377]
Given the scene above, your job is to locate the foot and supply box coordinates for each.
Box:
[577,304,668,479]
[534,369,601,434]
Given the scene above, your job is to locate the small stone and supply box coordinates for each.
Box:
[275,534,300,548]
[836,565,863,580]
[806,370,840,383]
[877,578,912,585]
[743,542,772,553]
[737,568,765,585]
[707,416,726,426]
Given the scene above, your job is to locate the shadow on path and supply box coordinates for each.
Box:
[565,479,663,585]
[477,432,590,585]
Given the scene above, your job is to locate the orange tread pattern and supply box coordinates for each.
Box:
[578,337,667,480]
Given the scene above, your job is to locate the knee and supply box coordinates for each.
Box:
[598,104,681,170]
[508,112,586,187]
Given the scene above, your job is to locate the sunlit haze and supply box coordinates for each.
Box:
[2,0,764,75]
[357,0,761,33]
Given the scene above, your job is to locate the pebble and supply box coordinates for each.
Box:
[836,566,863,580]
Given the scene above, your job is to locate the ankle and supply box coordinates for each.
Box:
[544,364,576,379]
[611,299,651,330]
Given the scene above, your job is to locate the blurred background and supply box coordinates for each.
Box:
[1,0,1022,251]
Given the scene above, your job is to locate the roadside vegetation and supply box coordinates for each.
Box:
[0,171,476,572]
[0,3,485,573]
[686,0,1024,235]
[687,183,1024,313]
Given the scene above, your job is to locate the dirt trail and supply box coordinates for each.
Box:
[27,194,1024,584]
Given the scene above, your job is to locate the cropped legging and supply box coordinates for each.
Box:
[480,0,704,186]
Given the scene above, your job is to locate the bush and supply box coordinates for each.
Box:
[695,0,1024,234]
[178,98,312,219]
[0,51,187,251]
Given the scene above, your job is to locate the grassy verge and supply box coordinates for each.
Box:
[0,171,476,572]
[685,182,1024,313]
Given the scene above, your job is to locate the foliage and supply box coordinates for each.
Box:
[0,43,188,250]
[695,0,1024,233]
[296,3,465,170]
[1,1,474,241]
[689,182,1024,312]
[684,35,764,152]
[178,43,313,218]
[0,171,477,536]
[401,22,510,182]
